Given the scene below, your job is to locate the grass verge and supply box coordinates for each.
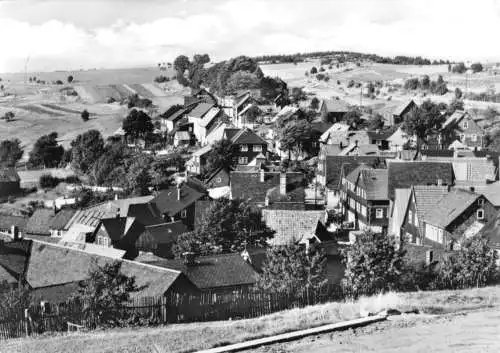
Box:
[2,286,499,353]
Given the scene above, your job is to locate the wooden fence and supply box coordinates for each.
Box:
[0,286,344,340]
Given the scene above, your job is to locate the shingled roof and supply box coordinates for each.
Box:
[230,128,267,145]
[424,188,480,229]
[346,166,389,201]
[25,209,55,236]
[188,102,214,119]
[387,161,454,200]
[149,252,259,290]
[262,209,327,245]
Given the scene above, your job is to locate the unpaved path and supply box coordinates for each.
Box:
[250,309,500,353]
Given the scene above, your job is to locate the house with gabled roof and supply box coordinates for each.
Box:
[0,169,20,197]
[230,128,268,166]
[135,221,188,259]
[187,103,227,145]
[151,178,209,229]
[386,99,417,125]
[319,99,349,123]
[317,155,390,209]
[395,186,495,250]
[441,110,486,150]
[340,165,390,233]
[91,217,145,259]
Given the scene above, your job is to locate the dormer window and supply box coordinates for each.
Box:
[241,144,248,152]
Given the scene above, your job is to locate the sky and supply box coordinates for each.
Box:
[1,0,500,73]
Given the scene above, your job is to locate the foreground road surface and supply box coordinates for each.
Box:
[251,309,500,353]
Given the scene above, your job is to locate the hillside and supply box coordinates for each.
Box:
[2,286,499,353]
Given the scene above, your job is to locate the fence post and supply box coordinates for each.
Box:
[24,308,29,337]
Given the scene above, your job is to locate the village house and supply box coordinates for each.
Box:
[230,128,268,166]
[135,221,188,259]
[218,91,259,127]
[187,103,226,145]
[184,87,217,107]
[316,154,389,208]
[203,167,231,189]
[392,186,496,250]
[319,99,349,123]
[151,178,209,229]
[340,165,390,233]
[441,110,486,150]
[185,144,212,176]
[385,99,417,126]
[0,169,20,198]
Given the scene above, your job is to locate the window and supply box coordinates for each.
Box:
[463,121,468,129]
[253,145,262,152]
[477,209,484,220]
[376,208,383,219]
[349,199,355,209]
[405,232,413,243]
[478,198,485,206]
[238,157,248,164]
[216,177,222,183]
[460,134,465,141]
[471,134,477,142]
[240,144,248,152]
[361,205,367,217]
[356,202,360,213]
[408,210,413,224]
[181,209,187,218]
[414,213,418,226]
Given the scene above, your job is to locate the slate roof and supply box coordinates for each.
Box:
[324,156,388,190]
[99,217,142,242]
[152,179,207,216]
[25,240,185,298]
[262,210,327,245]
[350,167,389,201]
[0,214,27,232]
[25,209,55,235]
[127,203,164,226]
[50,209,77,231]
[199,107,221,127]
[393,100,416,116]
[389,188,412,237]
[322,99,349,113]
[424,189,480,229]
[230,171,303,204]
[138,221,188,246]
[150,253,259,290]
[230,128,267,145]
[188,102,214,119]
[387,161,454,200]
[0,169,20,183]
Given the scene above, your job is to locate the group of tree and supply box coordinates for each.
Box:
[1,111,15,122]
[342,231,498,297]
[173,198,275,257]
[122,109,154,142]
[203,138,238,177]
[404,75,448,95]
[278,117,314,160]
[401,100,447,150]
[127,94,153,109]
[172,54,288,101]
[451,62,485,74]
[28,132,65,168]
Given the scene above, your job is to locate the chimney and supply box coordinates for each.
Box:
[260,169,265,183]
[437,178,443,186]
[241,249,251,263]
[182,252,196,266]
[176,182,182,201]
[280,173,287,196]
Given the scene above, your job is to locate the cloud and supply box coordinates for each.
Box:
[0,0,500,72]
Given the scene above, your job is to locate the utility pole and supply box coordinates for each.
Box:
[24,56,30,84]
[360,86,363,107]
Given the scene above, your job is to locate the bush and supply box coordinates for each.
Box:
[81,109,90,122]
[39,174,60,188]
[347,80,355,88]
[107,97,116,104]
[310,66,318,74]
[55,80,64,85]
[154,75,170,83]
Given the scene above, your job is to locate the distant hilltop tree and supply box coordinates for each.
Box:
[471,62,483,73]
[67,75,74,83]
[81,109,90,122]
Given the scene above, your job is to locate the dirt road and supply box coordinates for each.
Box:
[251,309,500,353]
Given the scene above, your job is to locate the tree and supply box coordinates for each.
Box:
[71,130,106,174]
[290,87,307,103]
[39,173,60,189]
[454,87,463,100]
[260,76,288,101]
[432,236,498,289]
[72,261,138,327]
[2,111,15,121]
[342,231,406,297]
[205,139,238,177]
[421,75,430,90]
[452,62,467,74]
[226,71,261,93]
[344,108,362,128]
[28,132,64,168]
[67,75,74,83]
[310,97,320,110]
[122,109,154,141]
[471,62,483,73]
[367,113,384,130]
[310,66,318,74]
[0,139,23,167]
[279,119,312,160]
[447,98,464,113]
[124,155,152,196]
[401,100,445,150]
[257,244,327,293]
[81,109,90,122]
[484,106,499,121]
[173,55,191,74]
[173,198,275,256]
[448,63,452,72]
[90,142,128,186]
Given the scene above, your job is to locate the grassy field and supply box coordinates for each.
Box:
[2,286,499,353]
